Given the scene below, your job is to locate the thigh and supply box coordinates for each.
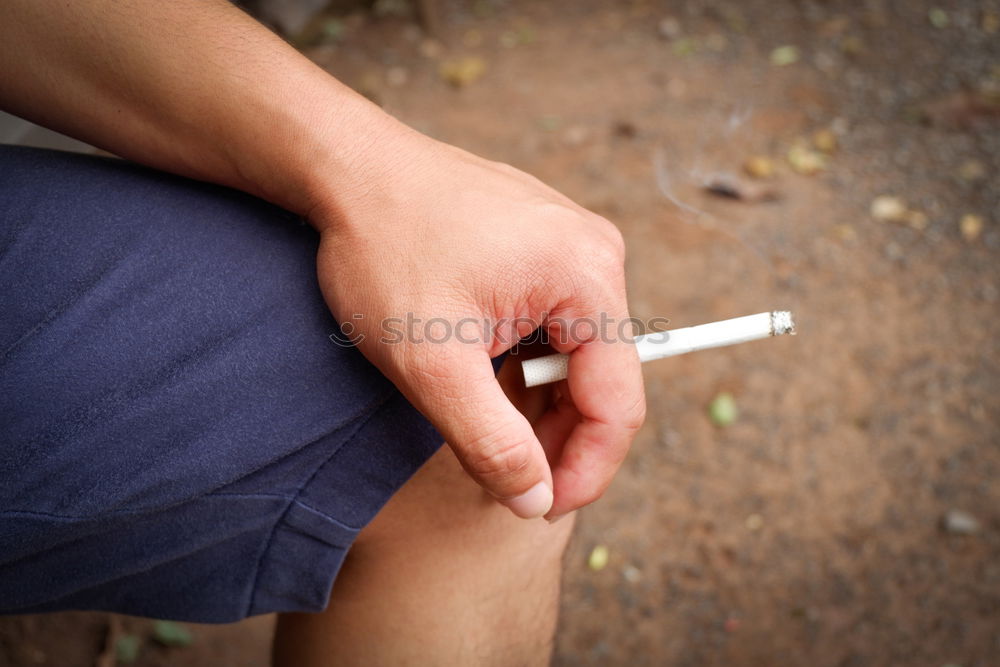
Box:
[0,146,443,622]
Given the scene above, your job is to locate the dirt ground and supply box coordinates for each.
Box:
[2,1,998,665]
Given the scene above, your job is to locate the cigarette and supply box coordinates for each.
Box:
[521,311,796,387]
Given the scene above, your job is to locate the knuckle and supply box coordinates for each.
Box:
[622,394,647,432]
[604,223,627,259]
[589,227,627,273]
[463,433,534,486]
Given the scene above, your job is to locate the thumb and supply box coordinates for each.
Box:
[406,343,553,519]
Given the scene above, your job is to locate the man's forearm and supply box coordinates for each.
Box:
[0,0,397,218]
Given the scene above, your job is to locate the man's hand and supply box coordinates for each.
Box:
[312,131,646,519]
[1,0,645,520]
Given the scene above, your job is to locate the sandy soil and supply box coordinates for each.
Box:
[2,1,997,665]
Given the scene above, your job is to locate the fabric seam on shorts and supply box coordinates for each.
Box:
[243,387,397,618]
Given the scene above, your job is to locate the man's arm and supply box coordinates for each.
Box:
[1,0,645,520]
[0,0,379,216]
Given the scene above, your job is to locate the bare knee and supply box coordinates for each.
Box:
[274,359,572,666]
[274,446,574,666]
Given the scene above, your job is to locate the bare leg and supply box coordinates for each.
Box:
[273,362,575,666]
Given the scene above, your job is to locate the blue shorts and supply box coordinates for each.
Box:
[0,146,486,622]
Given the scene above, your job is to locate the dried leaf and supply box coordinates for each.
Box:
[770,45,800,66]
[439,57,487,88]
[704,174,780,202]
[708,392,738,427]
[115,635,141,664]
[672,37,698,56]
[588,545,609,571]
[612,120,638,138]
[743,156,776,179]
[928,8,949,29]
[839,35,865,56]
[152,620,194,648]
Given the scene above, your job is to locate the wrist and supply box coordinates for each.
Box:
[212,63,411,228]
[264,78,418,232]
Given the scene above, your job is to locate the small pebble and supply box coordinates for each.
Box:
[562,125,590,147]
[960,214,984,241]
[942,509,980,535]
[658,17,681,39]
[385,66,408,87]
[622,564,642,583]
[905,210,929,231]
[957,159,987,182]
[787,143,827,175]
[813,128,838,154]
[419,38,443,59]
[870,195,908,222]
[744,155,776,179]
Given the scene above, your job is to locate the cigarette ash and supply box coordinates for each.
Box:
[770,310,796,336]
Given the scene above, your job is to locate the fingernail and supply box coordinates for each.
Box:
[505,481,553,519]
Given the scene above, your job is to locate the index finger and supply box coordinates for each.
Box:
[544,306,645,518]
